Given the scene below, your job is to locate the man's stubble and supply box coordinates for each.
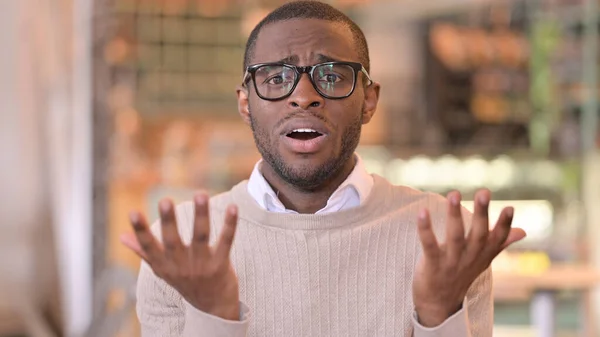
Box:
[248,105,363,191]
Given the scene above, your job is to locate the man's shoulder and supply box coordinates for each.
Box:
[377,176,473,235]
[208,180,248,211]
[375,175,448,212]
[209,189,235,210]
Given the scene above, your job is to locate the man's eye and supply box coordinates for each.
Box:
[265,74,294,85]
[319,74,342,83]
[266,76,284,85]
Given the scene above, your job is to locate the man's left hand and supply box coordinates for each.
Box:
[412,189,526,327]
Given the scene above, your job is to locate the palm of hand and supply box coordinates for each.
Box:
[121,193,242,321]
[412,190,526,327]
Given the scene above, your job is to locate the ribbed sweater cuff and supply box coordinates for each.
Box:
[412,301,470,337]
[182,301,250,337]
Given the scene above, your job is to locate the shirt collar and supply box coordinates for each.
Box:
[246,154,373,214]
[334,154,373,205]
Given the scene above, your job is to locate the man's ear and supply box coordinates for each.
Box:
[361,81,381,124]
[236,85,251,125]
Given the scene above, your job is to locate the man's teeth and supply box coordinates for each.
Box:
[293,128,317,133]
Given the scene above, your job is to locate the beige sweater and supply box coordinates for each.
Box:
[136,175,492,336]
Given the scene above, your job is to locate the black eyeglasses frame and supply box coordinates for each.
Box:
[241,61,374,101]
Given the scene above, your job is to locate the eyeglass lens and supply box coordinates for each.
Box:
[253,63,356,99]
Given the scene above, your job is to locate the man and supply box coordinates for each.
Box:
[121,1,526,336]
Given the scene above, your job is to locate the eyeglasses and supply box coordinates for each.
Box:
[242,61,373,101]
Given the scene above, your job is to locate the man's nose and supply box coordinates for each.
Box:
[286,74,324,109]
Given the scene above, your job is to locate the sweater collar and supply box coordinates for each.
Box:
[231,175,392,231]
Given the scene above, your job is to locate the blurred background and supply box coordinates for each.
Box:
[1,0,600,336]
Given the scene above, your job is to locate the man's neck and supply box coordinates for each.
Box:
[259,157,356,214]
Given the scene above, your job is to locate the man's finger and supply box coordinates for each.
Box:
[500,228,527,250]
[214,205,239,263]
[120,232,149,261]
[159,199,186,263]
[446,191,465,263]
[466,189,490,256]
[191,192,212,261]
[488,207,515,254]
[417,209,440,261]
[129,211,166,266]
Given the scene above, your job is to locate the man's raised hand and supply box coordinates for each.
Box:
[412,189,526,326]
[121,192,241,320]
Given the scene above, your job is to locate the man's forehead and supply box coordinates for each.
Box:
[269,53,343,65]
[250,19,358,64]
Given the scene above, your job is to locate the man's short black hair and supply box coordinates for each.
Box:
[243,1,370,73]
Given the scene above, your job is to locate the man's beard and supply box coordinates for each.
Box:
[249,109,362,191]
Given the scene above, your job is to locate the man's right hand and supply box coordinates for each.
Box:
[121,192,241,321]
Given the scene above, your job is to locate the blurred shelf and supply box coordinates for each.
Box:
[377,145,546,160]
[494,264,600,302]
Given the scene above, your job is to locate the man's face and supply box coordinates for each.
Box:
[237,18,380,190]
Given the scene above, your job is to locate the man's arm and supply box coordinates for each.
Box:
[126,196,250,337]
[136,260,185,336]
[137,258,251,337]
[412,267,493,336]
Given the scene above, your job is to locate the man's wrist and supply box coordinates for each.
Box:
[415,302,463,327]
[208,302,241,321]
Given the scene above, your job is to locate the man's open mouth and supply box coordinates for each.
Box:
[286,128,324,140]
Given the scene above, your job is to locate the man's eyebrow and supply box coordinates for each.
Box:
[275,55,299,64]
[315,54,342,63]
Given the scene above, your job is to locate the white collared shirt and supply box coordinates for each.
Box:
[247,154,373,214]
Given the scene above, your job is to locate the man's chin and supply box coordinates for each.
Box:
[277,163,336,190]
[281,149,336,164]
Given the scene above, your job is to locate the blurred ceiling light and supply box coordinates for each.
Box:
[487,155,516,190]
[430,23,468,72]
[402,156,434,187]
[363,159,386,177]
[462,28,494,67]
[104,37,130,65]
[386,158,405,185]
[490,29,528,68]
[471,94,509,124]
[358,146,390,177]
[433,155,461,188]
[460,156,488,187]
